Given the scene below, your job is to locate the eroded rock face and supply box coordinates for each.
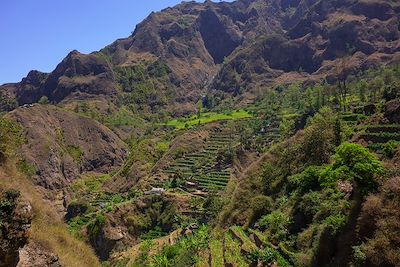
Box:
[7,105,128,190]
[198,7,243,64]
[88,218,125,261]
[0,190,33,267]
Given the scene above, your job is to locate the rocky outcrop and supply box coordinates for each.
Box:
[7,105,128,190]
[1,51,117,107]
[0,190,33,267]
[40,50,117,103]
[88,219,125,261]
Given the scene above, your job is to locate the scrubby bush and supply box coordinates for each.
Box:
[279,118,295,139]
[87,213,106,238]
[38,96,49,104]
[216,146,236,164]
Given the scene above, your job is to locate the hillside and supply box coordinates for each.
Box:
[1,0,400,266]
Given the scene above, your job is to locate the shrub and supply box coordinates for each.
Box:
[38,96,49,104]
[279,118,295,139]
[319,143,382,194]
[352,245,366,265]
[249,195,273,225]
[259,211,291,243]
[382,140,398,158]
[66,145,84,163]
[87,213,106,238]
[16,159,37,177]
[216,146,236,164]
[288,166,321,192]
[323,214,347,234]
[333,143,382,193]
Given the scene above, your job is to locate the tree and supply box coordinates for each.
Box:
[279,118,295,140]
[302,107,336,165]
[336,44,355,111]
[320,143,383,194]
[357,80,367,102]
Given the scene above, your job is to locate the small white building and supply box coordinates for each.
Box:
[144,187,165,195]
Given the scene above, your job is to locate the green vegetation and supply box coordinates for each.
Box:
[163,129,236,191]
[16,159,37,177]
[165,109,252,130]
[209,238,224,267]
[0,117,23,161]
[71,173,111,194]
[150,225,209,267]
[4,50,400,267]
[66,145,84,163]
[224,232,248,267]
[38,96,49,104]
[114,60,171,109]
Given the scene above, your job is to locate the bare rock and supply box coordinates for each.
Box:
[17,241,61,267]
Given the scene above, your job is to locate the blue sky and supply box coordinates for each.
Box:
[0,0,230,84]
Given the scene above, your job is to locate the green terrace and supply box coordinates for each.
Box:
[164,109,252,130]
[352,124,400,155]
[339,112,368,125]
[162,130,236,190]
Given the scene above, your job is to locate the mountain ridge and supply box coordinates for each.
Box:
[1,0,399,112]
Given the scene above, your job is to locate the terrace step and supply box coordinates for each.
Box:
[358,124,400,133]
[359,133,400,143]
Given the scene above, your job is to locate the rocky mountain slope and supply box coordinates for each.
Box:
[6,105,127,199]
[1,0,399,111]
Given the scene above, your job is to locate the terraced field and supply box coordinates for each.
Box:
[338,111,400,155]
[357,124,400,153]
[205,226,292,267]
[163,129,235,190]
[339,112,367,126]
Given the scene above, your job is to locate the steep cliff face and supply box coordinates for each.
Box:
[7,105,127,190]
[211,0,400,92]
